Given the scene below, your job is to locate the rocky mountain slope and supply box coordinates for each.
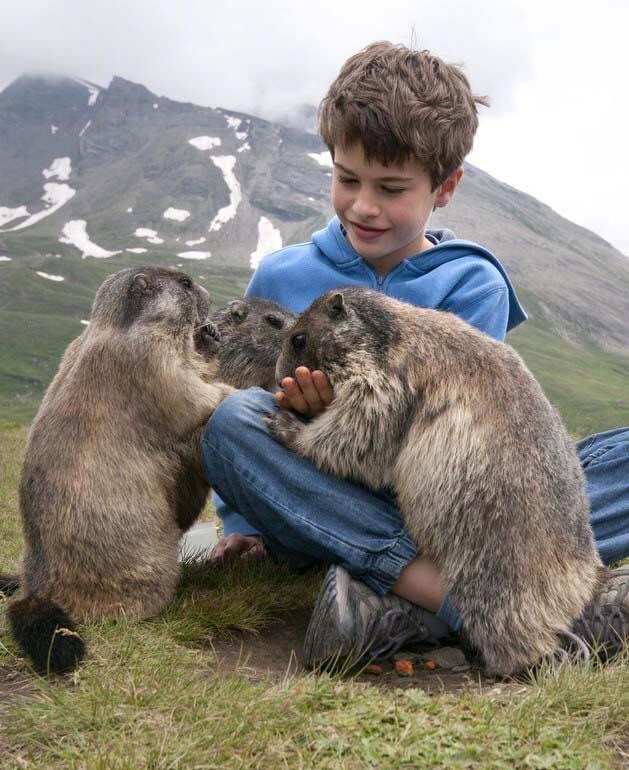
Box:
[0,74,627,429]
[2,74,628,351]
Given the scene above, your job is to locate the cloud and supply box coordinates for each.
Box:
[0,0,627,253]
[0,0,533,114]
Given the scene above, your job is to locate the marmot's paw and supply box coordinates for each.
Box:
[204,321,221,341]
[195,322,221,357]
[265,409,304,448]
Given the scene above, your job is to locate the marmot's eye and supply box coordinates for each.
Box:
[265,314,284,329]
[291,332,306,352]
[179,277,193,289]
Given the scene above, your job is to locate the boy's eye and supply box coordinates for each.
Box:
[381,186,405,194]
[338,175,358,185]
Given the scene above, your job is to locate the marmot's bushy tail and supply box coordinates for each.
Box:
[0,573,20,594]
[8,595,86,674]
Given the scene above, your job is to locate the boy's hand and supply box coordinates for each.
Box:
[275,367,333,418]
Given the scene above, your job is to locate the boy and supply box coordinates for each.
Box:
[202,41,629,668]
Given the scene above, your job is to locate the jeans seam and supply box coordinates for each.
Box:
[582,445,616,469]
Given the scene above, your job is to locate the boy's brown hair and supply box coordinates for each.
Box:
[319,41,489,190]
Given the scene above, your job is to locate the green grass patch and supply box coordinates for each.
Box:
[0,256,251,423]
[1,426,628,769]
[509,318,629,438]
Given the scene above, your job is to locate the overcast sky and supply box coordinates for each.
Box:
[1,0,627,255]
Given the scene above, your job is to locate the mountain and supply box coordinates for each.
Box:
[0,74,628,431]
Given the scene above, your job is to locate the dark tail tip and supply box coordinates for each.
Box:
[7,595,86,675]
[0,573,20,595]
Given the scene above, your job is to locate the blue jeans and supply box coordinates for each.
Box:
[201,390,629,630]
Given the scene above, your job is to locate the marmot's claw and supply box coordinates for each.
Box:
[198,321,221,341]
[266,410,303,447]
[205,321,221,341]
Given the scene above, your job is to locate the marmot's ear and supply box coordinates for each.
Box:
[327,292,347,319]
[228,299,249,323]
[131,272,151,296]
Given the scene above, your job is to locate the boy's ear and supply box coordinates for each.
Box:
[434,167,464,209]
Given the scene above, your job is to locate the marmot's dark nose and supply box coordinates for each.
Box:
[291,332,306,352]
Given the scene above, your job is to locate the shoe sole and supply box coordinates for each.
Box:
[302,565,352,669]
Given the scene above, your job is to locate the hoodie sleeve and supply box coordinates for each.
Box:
[452,284,510,341]
[438,257,513,342]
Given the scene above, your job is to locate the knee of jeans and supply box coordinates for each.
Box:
[204,388,276,444]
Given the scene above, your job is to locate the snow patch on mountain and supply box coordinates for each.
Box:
[177,251,211,260]
[134,228,164,245]
[250,216,282,270]
[4,184,76,231]
[189,136,221,151]
[225,115,248,141]
[308,151,333,168]
[0,206,29,228]
[73,78,100,106]
[36,271,64,282]
[209,156,241,232]
[60,220,121,258]
[163,207,190,222]
[43,157,71,181]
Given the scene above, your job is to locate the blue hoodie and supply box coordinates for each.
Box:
[218,217,528,537]
[246,216,527,341]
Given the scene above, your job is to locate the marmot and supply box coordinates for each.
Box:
[6,266,233,674]
[205,297,296,391]
[268,287,605,677]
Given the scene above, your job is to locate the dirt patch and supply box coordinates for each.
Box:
[209,609,506,695]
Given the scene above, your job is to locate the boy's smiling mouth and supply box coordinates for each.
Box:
[349,221,388,240]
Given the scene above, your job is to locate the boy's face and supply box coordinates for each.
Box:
[331,143,461,276]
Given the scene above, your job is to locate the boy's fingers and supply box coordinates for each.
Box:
[294,368,330,417]
[311,370,334,405]
[294,367,325,409]
[279,376,310,414]
[276,369,333,416]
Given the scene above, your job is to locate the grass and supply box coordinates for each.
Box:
[1,425,628,769]
[0,255,252,424]
[0,257,627,767]
[1,254,628,433]
[508,291,629,437]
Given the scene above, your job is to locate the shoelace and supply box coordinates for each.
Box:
[360,608,427,662]
[576,606,628,650]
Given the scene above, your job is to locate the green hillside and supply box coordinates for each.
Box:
[0,256,627,435]
[0,255,252,423]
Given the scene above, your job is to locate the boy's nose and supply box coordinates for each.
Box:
[352,191,380,218]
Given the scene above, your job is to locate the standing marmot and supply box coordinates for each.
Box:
[7,266,233,674]
[268,287,605,677]
[205,298,296,391]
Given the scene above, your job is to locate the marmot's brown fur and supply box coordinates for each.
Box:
[205,297,296,391]
[6,266,233,674]
[269,287,605,677]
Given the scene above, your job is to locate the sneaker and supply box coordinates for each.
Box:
[302,564,450,670]
[570,566,629,660]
